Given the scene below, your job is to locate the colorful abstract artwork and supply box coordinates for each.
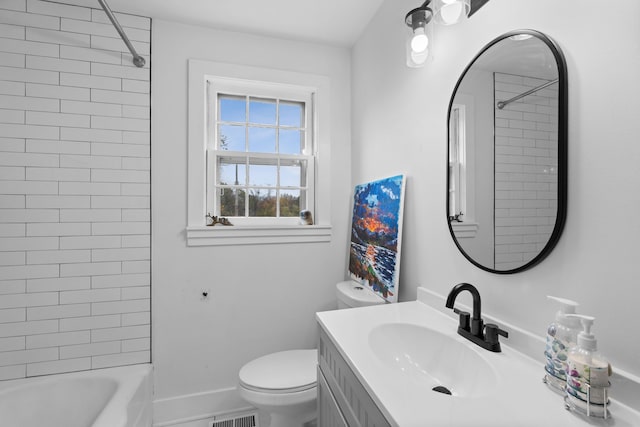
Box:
[348,175,406,303]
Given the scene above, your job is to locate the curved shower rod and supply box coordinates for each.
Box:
[497,78,558,110]
[97,0,146,68]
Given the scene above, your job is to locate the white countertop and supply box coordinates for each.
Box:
[316,298,640,427]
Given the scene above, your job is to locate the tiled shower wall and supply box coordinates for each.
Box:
[494,72,558,270]
[0,0,150,379]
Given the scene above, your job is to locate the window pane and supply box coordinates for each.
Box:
[249,98,276,125]
[280,159,306,187]
[218,157,246,185]
[219,125,245,151]
[279,189,301,217]
[219,95,246,122]
[248,127,276,153]
[219,187,246,217]
[249,189,276,217]
[279,102,303,127]
[279,129,303,154]
[249,162,277,187]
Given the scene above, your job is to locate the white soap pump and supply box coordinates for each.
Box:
[543,296,580,393]
[564,315,611,418]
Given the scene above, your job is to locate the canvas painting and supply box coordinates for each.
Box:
[348,174,406,303]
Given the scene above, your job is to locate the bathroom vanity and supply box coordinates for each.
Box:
[316,289,640,427]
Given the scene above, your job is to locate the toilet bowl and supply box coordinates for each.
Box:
[237,280,385,427]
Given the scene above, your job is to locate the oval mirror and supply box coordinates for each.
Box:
[447,30,567,274]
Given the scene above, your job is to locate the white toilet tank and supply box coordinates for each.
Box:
[336,280,386,309]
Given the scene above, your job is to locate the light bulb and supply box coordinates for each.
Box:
[410,27,429,53]
[439,3,463,24]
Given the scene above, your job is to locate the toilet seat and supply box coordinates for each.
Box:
[239,349,317,394]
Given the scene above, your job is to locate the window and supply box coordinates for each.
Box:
[448,104,466,222]
[207,86,314,225]
[187,60,331,246]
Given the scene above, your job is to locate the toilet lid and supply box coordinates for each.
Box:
[239,349,317,393]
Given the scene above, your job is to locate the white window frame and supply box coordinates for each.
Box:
[187,60,332,246]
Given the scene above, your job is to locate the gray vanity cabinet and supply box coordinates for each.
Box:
[318,328,391,427]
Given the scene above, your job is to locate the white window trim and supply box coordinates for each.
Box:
[187,60,332,246]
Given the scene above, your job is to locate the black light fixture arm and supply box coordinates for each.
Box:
[405,0,433,29]
[97,0,146,68]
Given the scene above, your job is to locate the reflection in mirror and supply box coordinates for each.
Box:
[447,30,567,274]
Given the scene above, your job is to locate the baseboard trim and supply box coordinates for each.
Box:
[153,386,254,427]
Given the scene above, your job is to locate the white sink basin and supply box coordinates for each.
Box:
[368,323,498,398]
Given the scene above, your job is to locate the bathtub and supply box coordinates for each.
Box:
[0,363,152,427]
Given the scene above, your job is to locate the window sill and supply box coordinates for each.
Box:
[451,222,479,239]
[186,225,332,246]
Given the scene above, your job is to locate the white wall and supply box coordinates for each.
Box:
[0,0,150,379]
[151,20,352,422]
[352,0,640,377]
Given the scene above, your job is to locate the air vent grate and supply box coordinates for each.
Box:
[208,412,258,427]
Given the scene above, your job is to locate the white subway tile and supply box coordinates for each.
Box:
[90,142,148,157]
[122,131,149,145]
[0,209,58,223]
[122,338,151,353]
[26,82,90,101]
[0,38,59,57]
[60,288,119,304]
[0,364,26,380]
[121,286,148,300]
[0,151,59,168]
[121,105,148,119]
[60,154,121,169]
[0,319,57,337]
[91,197,149,210]
[60,72,121,91]
[0,51,25,67]
[91,169,148,183]
[120,235,148,248]
[0,264,58,280]
[0,94,59,111]
[0,346,58,366]
[0,180,57,195]
[121,157,149,170]
[0,195,25,208]
[91,9,150,32]
[0,291,57,309]
[0,137,25,152]
[90,35,149,55]
[0,10,59,31]
[0,166,25,180]
[0,123,59,139]
[0,224,26,237]
[0,307,25,323]
[0,336,25,352]
[91,62,149,80]
[0,80,25,96]
[25,329,89,348]
[119,209,147,223]
[59,181,120,195]
[91,88,149,106]
[26,195,89,208]
[26,166,89,181]
[0,108,25,124]
[0,23,25,40]
[61,127,122,143]
[121,260,148,274]
[60,235,120,250]
[63,17,148,42]
[121,184,149,197]
[0,279,26,294]
[60,209,120,223]
[0,236,58,251]
[91,116,148,132]
[121,80,149,94]
[27,222,90,237]
[27,276,89,293]
[60,261,120,277]
[26,0,90,20]
[27,138,89,154]
[91,273,148,289]
[25,27,89,47]
[91,324,148,342]
[59,314,119,331]
[91,299,148,316]
[26,249,90,265]
[91,220,149,235]
[0,251,25,266]
[91,350,148,369]
[121,311,149,326]
[60,45,121,65]
[60,340,119,359]
[27,357,90,376]
[92,247,148,262]
[61,99,121,116]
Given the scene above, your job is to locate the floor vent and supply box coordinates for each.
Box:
[208,412,258,427]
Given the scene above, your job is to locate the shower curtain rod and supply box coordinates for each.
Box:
[97,0,146,67]
[497,78,558,109]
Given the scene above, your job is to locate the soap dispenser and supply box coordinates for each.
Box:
[543,296,580,393]
[565,315,611,418]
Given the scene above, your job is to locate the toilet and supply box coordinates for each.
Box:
[237,280,385,427]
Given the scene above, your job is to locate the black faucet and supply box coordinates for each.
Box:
[445,283,508,352]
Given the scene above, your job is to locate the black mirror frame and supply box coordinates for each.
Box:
[446,29,568,274]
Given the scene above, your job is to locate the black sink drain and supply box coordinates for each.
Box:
[432,385,452,395]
